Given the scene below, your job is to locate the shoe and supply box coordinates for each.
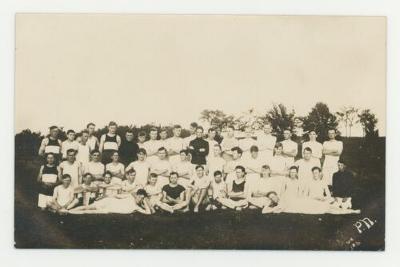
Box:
[205,204,212,211]
[211,205,218,210]
[194,206,199,213]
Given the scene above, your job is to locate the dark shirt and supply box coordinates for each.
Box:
[189,138,209,165]
[162,184,186,199]
[332,170,354,197]
[215,134,224,144]
[119,140,139,165]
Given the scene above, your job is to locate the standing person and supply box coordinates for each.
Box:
[189,165,211,213]
[206,144,226,178]
[241,145,264,187]
[119,129,139,166]
[125,148,151,187]
[292,117,306,160]
[226,166,249,211]
[83,150,105,183]
[238,126,256,159]
[183,122,198,149]
[332,159,354,209]
[137,131,147,149]
[76,130,91,167]
[213,126,224,144]
[295,147,321,196]
[252,121,264,139]
[322,129,343,186]
[143,128,161,165]
[47,174,79,213]
[166,125,184,165]
[224,147,244,185]
[61,130,79,160]
[59,149,82,189]
[205,128,218,160]
[188,126,209,166]
[150,147,172,188]
[257,123,276,164]
[302,130,323,161]
[158,128,169,150]
[268,142,288,196]
[105,151,125,183]
[38,126,62,160]
[161,172,188,213]
[172,150,193,189]
[86,123,99,151]
[220,126,239,161]
[99,121,121,165]
[37,153,60,209]
[281,129,298,166]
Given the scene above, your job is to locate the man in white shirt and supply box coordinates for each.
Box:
[257,123,276,164]
[84,150,105,183]
[295,147,321,195]
[281,129,298,166]
[166,125,184,165]
[61,129,79,160]
[125,148,151,187]
[302,130,323,161]
[47,174,78,213]
[150,147,171,187]
[158,128,169,150]
[76,130,91,166]
[143,128,161,165]
[224,146,244,185]
[59,149,82,188]
[86,123,99,151]
[183,122,198,149]
[206,144,226,178]
[238,126,256,159]
[322,129,343,185]
[241,145,264,187]
[220,126,239,161]
[205,128,218,160]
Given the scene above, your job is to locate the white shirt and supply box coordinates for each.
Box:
[281,139,298,160]
[150,158,171,178]
[322,140,343,166]
[53,184,75,206]
[166,137,184,155]
[59,161,80,188]
[106,162,125,177]
[84,161,105,178]
[172,161,193,178]
[76,142,90,166]
[242,155,264,174]
[269,156,289,177]
[126,160,150,186]
[307,179,329,199]
[249,177,279,196]
[183,135,196,149]
[87,135,98,151]
[211,180,228,199]
[302,141,323,159]
[238,137,256,154]
[61,140,79,158]
[220,136,239,153]
[295,158,321,182]
[206,139,218,159]
[144,184,162,196]
[191,174,211,190]
[207,156,226,176]
[121,180,142,193]
[257,134,276,156]
[143,139,161,157]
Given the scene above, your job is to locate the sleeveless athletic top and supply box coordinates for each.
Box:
[41,164,58,183]
[232,180,246,193]
[104,134,118,151]
[45,138,61,154]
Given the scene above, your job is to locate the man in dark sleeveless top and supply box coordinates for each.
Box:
[38,126,62,162]
[99,121,121,165]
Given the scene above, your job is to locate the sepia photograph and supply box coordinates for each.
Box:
[14,14,386,250]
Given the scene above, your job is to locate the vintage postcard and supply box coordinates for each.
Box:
[14,14,385,250]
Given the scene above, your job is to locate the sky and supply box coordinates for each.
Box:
[15,14,386,136]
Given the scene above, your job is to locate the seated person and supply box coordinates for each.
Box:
[121,168,143,194]
[207,170,242,210]
[74,173,98,206]
[97,171,122,199]
[144,173,176,214]
[332,159,354,209]
[105,151,125,183]
[189,165,211,213]
[37,153,60,209]
[47,174,79,213]
[161,172,188,213]
[69,189,152,215]
[280,166,301,202]
[306,167,332,201]
[226,165,249,211]
[247,165,275,209]
[83,150,105,184]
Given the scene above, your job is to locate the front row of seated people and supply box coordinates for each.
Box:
[42,160,359,215]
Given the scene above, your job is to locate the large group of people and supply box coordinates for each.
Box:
[36,120,359,215]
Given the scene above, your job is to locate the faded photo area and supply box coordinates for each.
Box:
[15,14,385,250]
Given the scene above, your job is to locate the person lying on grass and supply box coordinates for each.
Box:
[161,172,189,213]
[68,189,152,215]
[261,191,360,215]
[47,174,79,214]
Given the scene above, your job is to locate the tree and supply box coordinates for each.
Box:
[199,109,235,129]
[262,103,295,137]
[336,106,359,137]
[303,102,338,142]
[357,109,379,138]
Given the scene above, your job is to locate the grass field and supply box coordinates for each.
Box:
[14,137,385,250]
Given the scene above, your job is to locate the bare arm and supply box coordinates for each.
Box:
[99,135,105,153]
[38,139,47,156]
[37,166,44,183]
